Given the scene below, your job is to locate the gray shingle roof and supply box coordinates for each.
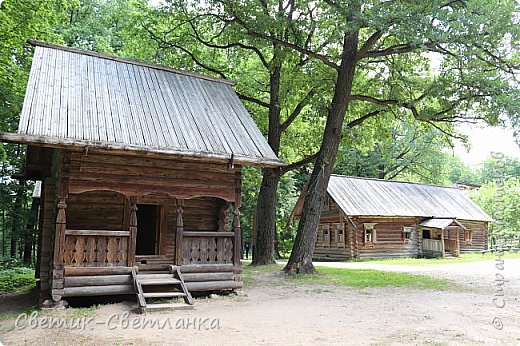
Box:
[327,175,492,222]
[4,41,282,167]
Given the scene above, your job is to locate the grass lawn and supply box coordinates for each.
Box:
[242,263,455,290]
[350,252,520,266]
[297,266,454,290]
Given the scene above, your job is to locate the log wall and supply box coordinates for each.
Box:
[313,198,421,260]
[36,149,243,298]
[62,151,238,202]
[458,220,488,252]
[312,193,489,260]
[353,217,419,259]
[36,178,57,295]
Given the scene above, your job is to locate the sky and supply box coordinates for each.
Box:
[453,124,520,167]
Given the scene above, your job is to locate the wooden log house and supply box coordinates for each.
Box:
[291,175,492,260]
[0,41,283,309]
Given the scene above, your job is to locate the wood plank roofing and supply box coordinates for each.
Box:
[1,41,283,167]
[419,218,465,230]
[327,175,492,222]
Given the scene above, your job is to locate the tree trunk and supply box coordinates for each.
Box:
[11,180,27,258]
[2,209,5,257]
[252,168,281,264]
[284,31,359,275]
[23,196,40,264]
[252,49,282,265]
[274,223,282,259]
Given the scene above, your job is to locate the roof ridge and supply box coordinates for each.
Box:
[330,174,459,190]
[27,39,236,86]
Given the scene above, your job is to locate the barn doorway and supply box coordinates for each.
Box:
[136,204,160,255]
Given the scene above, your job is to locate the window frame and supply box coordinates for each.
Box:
[363,223,377,245]
[403,226,414,241]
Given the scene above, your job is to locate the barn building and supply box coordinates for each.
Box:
[0,41,282,311]
[291,175,492,261]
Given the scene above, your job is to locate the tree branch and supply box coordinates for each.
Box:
[280,87,317,131]
[229,16,339,70]
[188,21,270,68]
[364,43,418,59]
[280,153,318,174]
[356,30,383,60]
[346,110,383,128]
[236,92,270,108]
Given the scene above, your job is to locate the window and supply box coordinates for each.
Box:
[464,229,472,244]
[364,223,377,244]
[136,204,160,255]
[403,227,414,241]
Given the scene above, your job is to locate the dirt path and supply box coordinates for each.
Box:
[1,261,519,346]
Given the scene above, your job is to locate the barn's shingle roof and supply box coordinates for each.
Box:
[1,41,282,167]
[327,175,492,222]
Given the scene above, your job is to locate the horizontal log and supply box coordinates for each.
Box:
[64,266,133,276]
[183,231,234,237]
[65,229,130,237]
[135,255,174,261]
[63,284,134,297]
[185,280,242,291]
[182,272,235,282]
[180,264,235,273]
[64,275,132,287]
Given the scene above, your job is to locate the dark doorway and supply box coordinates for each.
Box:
[136,204,160,255]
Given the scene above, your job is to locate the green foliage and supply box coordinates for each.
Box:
[0,255,25,269]
[0,267,35,293]
[471,177,520,242]
[477,157,520,184]
[335,117,452,183]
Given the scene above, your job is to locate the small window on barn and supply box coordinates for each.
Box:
[403,227,414,241]
[364,223,377,244]
[464,229,472,244]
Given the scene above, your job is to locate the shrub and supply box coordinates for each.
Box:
[0,267,35,293]
[0,256,25,270]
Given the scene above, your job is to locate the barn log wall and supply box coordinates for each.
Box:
[313,196,421,260]
[36,179,57,295]
[62,151,237,201]
[353,217,419,259]
[36,149,243,299]
[458,220,488,252]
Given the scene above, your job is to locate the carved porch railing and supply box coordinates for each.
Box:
[63,229,130,266]
[182,232,235,265]
[422,238,443,254]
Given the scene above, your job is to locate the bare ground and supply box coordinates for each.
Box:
[1,260,519,346]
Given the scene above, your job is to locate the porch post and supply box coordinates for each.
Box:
[234,170,242,264]
[127,196,137,267]
[51,178,68,302]
[232,205,242,267]
[440,228,445,258]
[456,228,461,257]
[175,199,184,265]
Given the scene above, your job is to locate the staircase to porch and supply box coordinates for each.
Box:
[132,265,194,313]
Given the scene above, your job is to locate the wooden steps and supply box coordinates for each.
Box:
[132,265,194,313]
[144,303,194,311]
[142,292,186,298]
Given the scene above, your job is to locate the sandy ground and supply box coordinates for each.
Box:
[1,259,519,346]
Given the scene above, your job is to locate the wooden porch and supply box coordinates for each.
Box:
[421,236,460,258]
[52,194,243,301]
